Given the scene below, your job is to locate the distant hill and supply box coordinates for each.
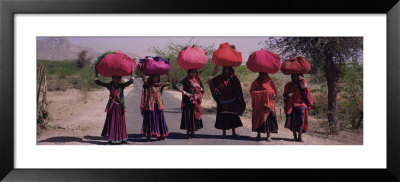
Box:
[37,37,100,62]
[37,37,142,62]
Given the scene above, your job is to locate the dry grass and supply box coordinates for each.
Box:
[47,79,70,91]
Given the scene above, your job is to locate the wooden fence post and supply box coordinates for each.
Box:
[37,65,45,121]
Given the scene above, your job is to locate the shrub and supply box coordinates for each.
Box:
[76,50,92,69]
[337,61,363,129]
[75,64,98,90]
[309,70,326,84]
[309,83,329,117]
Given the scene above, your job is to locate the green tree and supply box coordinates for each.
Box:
[76,50,92,68]
[338,59,363,129]
[262,37,363,134]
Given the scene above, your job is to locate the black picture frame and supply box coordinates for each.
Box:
[1,0,399,181]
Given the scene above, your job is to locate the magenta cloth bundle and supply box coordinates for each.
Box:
[139,56,171,76]
[246,49,281,73]
[177,46,208,70]
[96,51,137,77]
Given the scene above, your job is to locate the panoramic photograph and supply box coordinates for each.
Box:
[36,36,363,145]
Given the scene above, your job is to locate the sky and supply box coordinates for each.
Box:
[66,37,270,60]
[38,36,363,63]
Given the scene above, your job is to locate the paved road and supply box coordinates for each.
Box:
[36,79,342,145]
[125,79,268,145]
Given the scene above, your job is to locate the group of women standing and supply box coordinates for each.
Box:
[94,65,313,145]
[94,44,313,145]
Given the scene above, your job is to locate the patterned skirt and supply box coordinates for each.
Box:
[141,103,169,137]
[180,104,203,131]
[101,103,128,143]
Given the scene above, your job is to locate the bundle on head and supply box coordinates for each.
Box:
[96,51,137,77]
[246,49,281,74]
[177,46,208,70]
[280,56,310,75]
[139,56,171,76]
[212,42,243,67]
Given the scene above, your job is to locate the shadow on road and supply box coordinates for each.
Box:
[202,107,217,114]
[228,135,256,141]
[127,134,150,143]
[270,137,294,142]
[162,110,182,114]
[38,135,287,145]
[126,132,257,142]
[83,135,104,140]
[37,136,108,145]
[163,132,187,140]
[166,132,256,141]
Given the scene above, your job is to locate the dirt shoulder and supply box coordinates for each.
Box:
[37,86,134,145]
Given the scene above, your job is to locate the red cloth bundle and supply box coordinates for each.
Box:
[246,49,281,73]
[139,56,171,76]
[212,42,242,67]
[177,46,208,70]
[280,56,310,75]
[96,51,137,77]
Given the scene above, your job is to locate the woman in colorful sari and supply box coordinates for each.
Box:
[283,74,313,142]
[208,66,246,137]
[139,72,172,142]
[175,69,204,139]
[250,72,278,142]
[95,65,134,144]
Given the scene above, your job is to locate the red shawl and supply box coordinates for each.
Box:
[106,84,122,112]
[250,76,277,131]
[283,80,313,131]
[180,76,203,120]
[209,72,246,115]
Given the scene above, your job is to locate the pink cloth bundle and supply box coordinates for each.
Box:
[177,46,208,70]
[96,51,137,77]
[246,49,281,73]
